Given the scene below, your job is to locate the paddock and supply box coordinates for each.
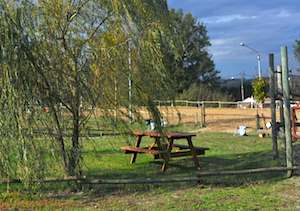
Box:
[133,106,282,133]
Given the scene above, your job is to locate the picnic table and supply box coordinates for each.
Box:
[121,131,209,171]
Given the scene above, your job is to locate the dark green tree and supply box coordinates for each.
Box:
[293,35,300,71]
[162,8,220,94]
[179,83,234,102]
[220,81,254,102]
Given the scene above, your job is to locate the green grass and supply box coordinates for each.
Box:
[1,125,300,210]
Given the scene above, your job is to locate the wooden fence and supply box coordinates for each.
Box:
[2,166,298,186]
[154,99,297,109]
[58,100,284,130]
[140,107,270,129]
[154,100,240,108]
[150,100,286,129]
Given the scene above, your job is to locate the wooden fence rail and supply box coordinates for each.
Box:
[154,100,239,108]
[195,166,298,177]
[2,167,298,185]
[0,175,86,184]
[79,166,298,185]
[141,109,271,128]
[154,100,297,109]
[78,177,200,184]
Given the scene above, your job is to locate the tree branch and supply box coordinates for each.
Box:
[87,11,113,41]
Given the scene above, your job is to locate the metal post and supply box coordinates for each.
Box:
[281,46,293,177]
[277,65,283,94]
[129,46,132,123]
[269,54,278,159]
[241,72,244,101]
[240,43,261,78]
[277,65,285,148]
[258,54,261,78]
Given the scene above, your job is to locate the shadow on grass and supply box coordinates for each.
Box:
[82,149,295,185]
[43,141,300,202]
[81,132,300,190]
[17,132,300,200]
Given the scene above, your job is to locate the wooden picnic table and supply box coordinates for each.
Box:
[121,131,209,171]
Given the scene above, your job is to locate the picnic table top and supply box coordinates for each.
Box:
[133,131,196,139]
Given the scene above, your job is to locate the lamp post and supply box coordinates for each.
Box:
[240,43,261,78]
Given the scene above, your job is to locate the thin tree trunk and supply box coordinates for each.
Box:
[69,70,80,176]
[69,109,80,175]
[49,102,68,173]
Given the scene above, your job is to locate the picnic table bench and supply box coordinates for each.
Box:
[121,131,209,171]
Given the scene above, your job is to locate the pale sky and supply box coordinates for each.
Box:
[167,0,300,79]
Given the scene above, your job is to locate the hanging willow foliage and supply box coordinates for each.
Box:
[0,0,175,189]
[0,63,46,191]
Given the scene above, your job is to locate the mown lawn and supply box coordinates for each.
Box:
[1,125,300,210]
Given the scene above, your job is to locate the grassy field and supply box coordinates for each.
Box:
[1,107,300,210]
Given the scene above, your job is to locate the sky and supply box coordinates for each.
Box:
[167,0,300,79]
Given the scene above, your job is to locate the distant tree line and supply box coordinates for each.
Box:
[177,81,254,102]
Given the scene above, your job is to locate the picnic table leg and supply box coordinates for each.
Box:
[161,138,174,171]
[130,135,142,164]
[187,137,201,170]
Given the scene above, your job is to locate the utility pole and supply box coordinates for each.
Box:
[241,71,244,101]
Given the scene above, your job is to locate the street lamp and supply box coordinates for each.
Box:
[240,43,261,78]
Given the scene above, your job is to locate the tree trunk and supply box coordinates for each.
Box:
[69,109,80,176]
[49,102,68,174]
[69,71,80,176]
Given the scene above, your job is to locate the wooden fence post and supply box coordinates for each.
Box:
[269,54,278,159]
[256,114,260,129]
[195,112,198,125]
[281,46,293,177]
[202,103,205,127]
[200,106,203,127]
[277,65,286,148]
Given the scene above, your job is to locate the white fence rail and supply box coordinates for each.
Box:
[154,100,242,108]
[154,100,291,109]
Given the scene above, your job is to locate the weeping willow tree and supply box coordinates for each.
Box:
[0,0,175,187]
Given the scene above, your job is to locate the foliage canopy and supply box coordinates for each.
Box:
[161,8,220,94]
[252,77,269,103]
[0,0,175,188]
[293,35,300,71]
